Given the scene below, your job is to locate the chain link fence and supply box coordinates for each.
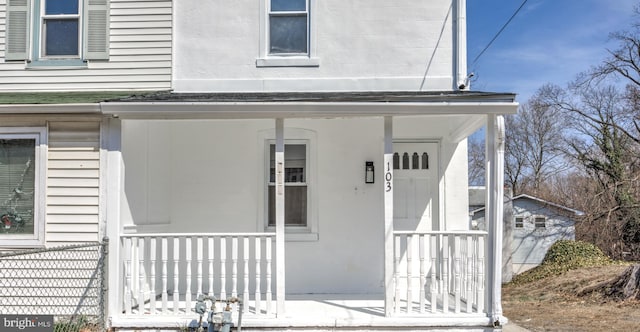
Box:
[0,238,108,332]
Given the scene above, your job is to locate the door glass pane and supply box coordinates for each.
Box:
[44,19,79,56]
[270,15,308,54]
[271,0,306,11]
[45,0,79,15]
[0,139,36,235]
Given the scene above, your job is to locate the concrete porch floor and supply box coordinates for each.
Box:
[112,294,500,331]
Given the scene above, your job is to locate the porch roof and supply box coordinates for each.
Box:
[0,91,517,119]
[100,91,518,119]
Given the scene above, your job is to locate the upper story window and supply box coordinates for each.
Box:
[5,0,109,64]
[257,0,319,67]
[269,0,308,55]
[515,217,524,228]
[0,128,47,248]
[534,216,546,228]
[42,0,80,57]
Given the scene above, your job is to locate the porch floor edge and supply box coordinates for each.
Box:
[111,315,493,329]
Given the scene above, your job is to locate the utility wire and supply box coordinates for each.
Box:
[470,0,529,70]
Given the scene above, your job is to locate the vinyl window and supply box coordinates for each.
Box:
[0,128,47,248]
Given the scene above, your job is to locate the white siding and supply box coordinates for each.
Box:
[46,121,101,246]
[0,0,172,91]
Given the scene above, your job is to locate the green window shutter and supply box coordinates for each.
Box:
[84,0,110,60]
[5,0,30,61]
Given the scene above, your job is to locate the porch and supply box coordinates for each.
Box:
[112,231,489,329]
[101,92,516,330]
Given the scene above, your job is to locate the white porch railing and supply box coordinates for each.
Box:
[119,233,276,317]
[393,231,487,315]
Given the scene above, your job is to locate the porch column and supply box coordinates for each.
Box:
[103,117,123,323]
[485,114,505,325]
[275,118,286,316]
[383,116,394,317]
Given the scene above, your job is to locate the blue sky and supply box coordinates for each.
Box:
[467,0,638,102]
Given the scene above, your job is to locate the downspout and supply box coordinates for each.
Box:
[454,0,468,90]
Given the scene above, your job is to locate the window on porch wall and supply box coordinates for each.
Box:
[268,143,307,226]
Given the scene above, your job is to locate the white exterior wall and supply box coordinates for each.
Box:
[121,117,469,294]
[0,0,172,91]
[173,0,458,92]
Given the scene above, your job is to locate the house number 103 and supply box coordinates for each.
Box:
[385,162,392,192]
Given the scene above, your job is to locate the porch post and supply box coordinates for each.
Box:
[103,117,122,324]
[275,118,286,316]
[485,114,505,325]
[383,116,394,317]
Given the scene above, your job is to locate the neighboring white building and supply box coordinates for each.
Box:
[471,194,581,275]
[0,1,518,330]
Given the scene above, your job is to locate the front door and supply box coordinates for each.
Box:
[393,142,439,231]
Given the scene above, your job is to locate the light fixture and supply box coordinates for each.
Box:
[365,161,375,183]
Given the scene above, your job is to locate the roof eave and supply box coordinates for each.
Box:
[99,100,519,119]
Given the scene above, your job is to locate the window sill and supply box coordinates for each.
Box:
[256,56,320,67]
[265,227,319,242]
[27,59,87,69]
[0,240,45,249]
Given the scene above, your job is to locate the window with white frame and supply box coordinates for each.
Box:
[267,143,308,227]
[0,128,46,248]
[257,0,318,67]
[5,0,109,63]
[534,216,546,228]
[515,216,524,228]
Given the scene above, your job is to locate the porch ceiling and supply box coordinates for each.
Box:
[100,91,518,120]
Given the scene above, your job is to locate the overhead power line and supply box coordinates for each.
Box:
[470,0,529,70]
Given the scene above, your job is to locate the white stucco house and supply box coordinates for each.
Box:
[0,0,518,330]
[471,194,581,275]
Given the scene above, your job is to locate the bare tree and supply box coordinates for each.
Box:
[468,135,485,186]
[504,86,569,196]
[542,83,640,258]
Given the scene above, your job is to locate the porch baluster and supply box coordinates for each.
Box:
[137,237,145,315]
[185,237,193,312]
[466,235,474,313]
[243,237,250,313]
[220,237,227,300]
[265,238,272,315]
[441,234,449,313]
[477,235,485,313]
[149,237,157,314]
[124,238,132,315]
[173,237,180,314]
[255,237,262,314]
[430,234,437,313]
[406,234,413,314]
[232,237,238,298]
[393,235,401,314]
[208,237,215,296]
[419,234,426,314]
[196,237,204,299]
[161,237,168,313]
[454,236,461,313]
